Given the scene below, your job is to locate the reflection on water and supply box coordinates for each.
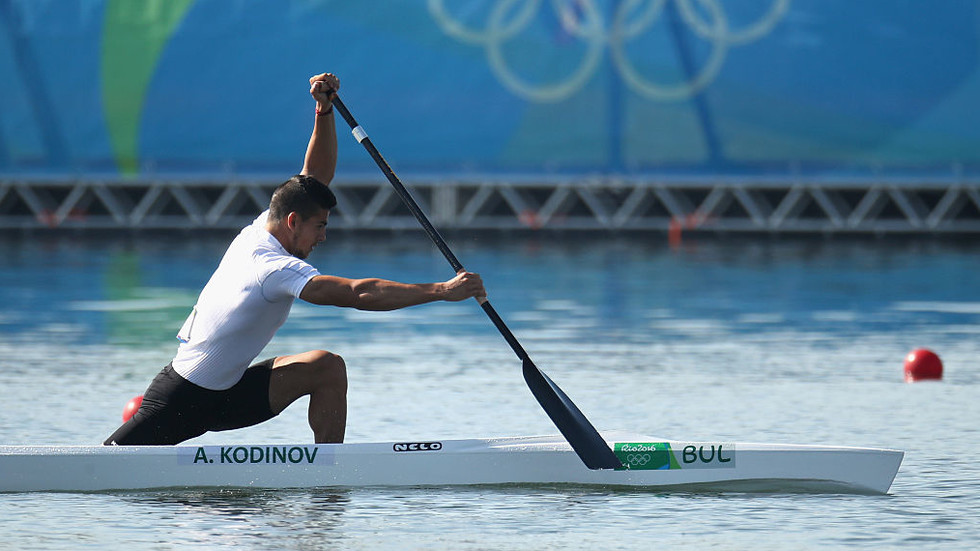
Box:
[3,233,979,348]
[124,488,352,546]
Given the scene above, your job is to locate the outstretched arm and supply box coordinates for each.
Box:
[299,271,486,311]
[301,72,340,186]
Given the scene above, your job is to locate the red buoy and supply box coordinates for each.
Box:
[904,349,943,382]
[122,395,144,422]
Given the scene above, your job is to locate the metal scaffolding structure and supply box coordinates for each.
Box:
[3,176,980,233]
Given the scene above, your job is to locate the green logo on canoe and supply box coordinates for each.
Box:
[614,442,679,470]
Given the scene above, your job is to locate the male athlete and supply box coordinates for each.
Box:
[104,72,486,445]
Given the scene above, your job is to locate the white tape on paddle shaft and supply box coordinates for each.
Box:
[351,126,368,143]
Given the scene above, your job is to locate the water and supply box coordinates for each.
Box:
[1,232,978,549]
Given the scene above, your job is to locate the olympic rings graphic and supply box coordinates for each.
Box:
[625,453,652,466]
[428,0,791,102]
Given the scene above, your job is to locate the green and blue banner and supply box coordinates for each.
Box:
[3,0,980,179]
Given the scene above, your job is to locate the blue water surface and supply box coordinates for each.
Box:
[0,232,978,550]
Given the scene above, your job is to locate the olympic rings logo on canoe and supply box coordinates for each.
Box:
[428,0,791,102]
[624,453,652,466]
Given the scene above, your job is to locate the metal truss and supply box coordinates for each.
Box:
[2,176,980,233]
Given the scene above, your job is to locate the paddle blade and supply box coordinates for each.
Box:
[521,358,623,470]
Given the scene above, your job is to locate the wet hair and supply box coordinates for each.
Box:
[268,175,337,223]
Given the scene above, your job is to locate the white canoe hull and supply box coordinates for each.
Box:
[0,432,903,494]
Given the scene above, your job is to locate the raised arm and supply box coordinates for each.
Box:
[301,72,340,186]
[299,271,486,311]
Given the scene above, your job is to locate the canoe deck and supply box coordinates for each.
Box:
[0,432,903,494]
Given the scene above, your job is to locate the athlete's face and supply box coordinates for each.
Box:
[289,208,329,259]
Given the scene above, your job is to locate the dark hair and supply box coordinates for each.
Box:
[269,175,337,222]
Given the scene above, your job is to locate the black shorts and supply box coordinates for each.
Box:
[104,358,278,445]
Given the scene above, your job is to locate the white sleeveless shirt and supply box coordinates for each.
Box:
[172,211,319,390]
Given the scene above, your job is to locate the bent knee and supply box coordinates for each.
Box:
[311,350,345,371]
[312,351,347,390]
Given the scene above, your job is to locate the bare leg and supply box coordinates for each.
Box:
[268,350,347,443]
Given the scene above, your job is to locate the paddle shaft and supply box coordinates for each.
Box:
[330,94,621,470]
[330,96,529,360]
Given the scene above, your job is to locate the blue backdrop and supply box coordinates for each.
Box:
[2,0,979,180]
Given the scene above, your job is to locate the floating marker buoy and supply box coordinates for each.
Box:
[122,395,144,422]
[904,349,943,382]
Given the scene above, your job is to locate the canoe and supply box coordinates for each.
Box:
[0,431,903,494]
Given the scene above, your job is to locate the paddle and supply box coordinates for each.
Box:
[329,93,622,470]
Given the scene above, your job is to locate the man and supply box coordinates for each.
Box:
[104,73,486,445]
